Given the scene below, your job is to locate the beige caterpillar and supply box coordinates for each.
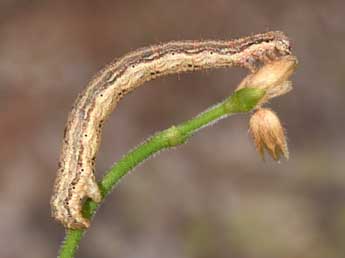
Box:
[51,31,292,229]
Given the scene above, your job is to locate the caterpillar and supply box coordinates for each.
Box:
[51,31,292,229]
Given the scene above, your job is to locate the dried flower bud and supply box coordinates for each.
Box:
[249,108,288,161]
[237,55,298,106]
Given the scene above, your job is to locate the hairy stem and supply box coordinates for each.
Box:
[58,87,265,258]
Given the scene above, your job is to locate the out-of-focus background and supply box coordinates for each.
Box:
[1,1,345,257]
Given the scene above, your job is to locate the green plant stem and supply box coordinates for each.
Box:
[58,87,265,258]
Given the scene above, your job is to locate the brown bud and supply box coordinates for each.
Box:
[237,55,298,106]
[249,108,288,161]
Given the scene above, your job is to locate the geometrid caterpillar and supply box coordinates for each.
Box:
[51,31,292,229]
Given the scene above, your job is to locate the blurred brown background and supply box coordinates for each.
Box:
[1,1,345,258]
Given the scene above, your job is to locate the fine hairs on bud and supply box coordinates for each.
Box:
[236,55,298,106]
[249,108,289,161]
